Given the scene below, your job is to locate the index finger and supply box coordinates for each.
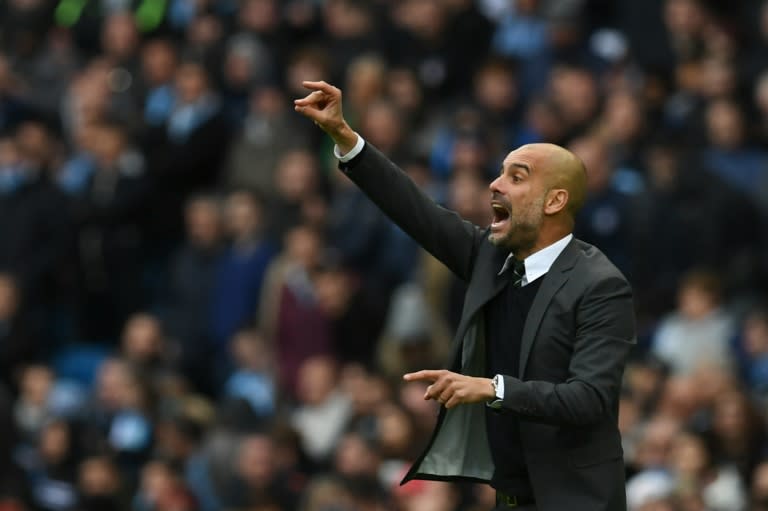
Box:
[302,80,338,95]
[403,370,445,383]
[293,90,325,106]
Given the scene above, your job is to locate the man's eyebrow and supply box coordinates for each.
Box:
[511,162,531,174]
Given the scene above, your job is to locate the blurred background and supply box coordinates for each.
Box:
[0,0,767,510]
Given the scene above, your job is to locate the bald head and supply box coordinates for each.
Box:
[509,143,587,219]
[490,142,586,256]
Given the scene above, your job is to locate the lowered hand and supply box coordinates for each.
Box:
[404,369,495,409]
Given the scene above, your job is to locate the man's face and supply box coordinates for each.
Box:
[487,147,548,252]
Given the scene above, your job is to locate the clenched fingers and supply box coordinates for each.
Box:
[293,90,326,107]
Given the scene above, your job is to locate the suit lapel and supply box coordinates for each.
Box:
[451,244,509,358]
[518,239,580,376]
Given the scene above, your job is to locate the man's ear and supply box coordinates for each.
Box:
[544,188,569,215]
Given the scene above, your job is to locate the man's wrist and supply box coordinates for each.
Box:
[487,378,496,400]
[332,123,358,155]
[334,132,365,162]
[487,375,504,409]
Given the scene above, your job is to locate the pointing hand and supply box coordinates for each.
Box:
[404,369,496,409]
[294,80,357,153]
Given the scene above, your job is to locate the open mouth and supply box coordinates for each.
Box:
[491,201,511,231]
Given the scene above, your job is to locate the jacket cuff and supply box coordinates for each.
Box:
[334,133,365,162]
[501,375,536,415]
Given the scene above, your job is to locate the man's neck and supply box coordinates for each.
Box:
[515,232,572,260]
[529,218,575,255]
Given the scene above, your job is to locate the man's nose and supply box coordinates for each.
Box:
[489,176,502,194]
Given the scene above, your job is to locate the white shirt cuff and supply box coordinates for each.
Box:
[333,133,365,162]
[495,374,505,399]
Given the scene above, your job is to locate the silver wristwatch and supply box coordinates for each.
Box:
[488,374,504,409]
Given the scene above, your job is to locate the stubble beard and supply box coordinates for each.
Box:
[488,198,544,253]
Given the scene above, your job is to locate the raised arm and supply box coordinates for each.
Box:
[295,81,483,280]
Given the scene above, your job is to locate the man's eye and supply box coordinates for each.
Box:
[512,175,521,183]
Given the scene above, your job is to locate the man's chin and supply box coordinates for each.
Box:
[489,229,531,253]
[488,230,510,248]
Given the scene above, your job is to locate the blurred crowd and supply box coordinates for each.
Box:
[1,0,768,510]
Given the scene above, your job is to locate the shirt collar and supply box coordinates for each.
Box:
[499,234,573,286]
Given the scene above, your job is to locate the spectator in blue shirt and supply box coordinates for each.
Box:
[209,190,276,350]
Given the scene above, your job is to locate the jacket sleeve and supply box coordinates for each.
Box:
[340,143,483,281]
[499,274,636,426]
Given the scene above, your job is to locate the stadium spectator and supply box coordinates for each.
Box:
[223,86,312,195]
[314,261,387,368]
[571,134,637,277]
[291,356,351,465]
[259,224,330,393]
[221,433,297,510]
[209,189,276,351]
[163,194,223,392]
[139,38,179,128]
[265,148,324,243]
[143,59,231,242]
[223,328,276,420]
[20,418,80,511]
[702,98,768,202]
[667,429,747,511]
[119,312,170,385]
[77,455,126,511]
[651,270,736,376]
[68,119,149,340]
[0,122,69,324]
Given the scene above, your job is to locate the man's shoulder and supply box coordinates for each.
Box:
[570,238,630,286]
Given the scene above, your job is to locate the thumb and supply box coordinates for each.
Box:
[294,104,323,124]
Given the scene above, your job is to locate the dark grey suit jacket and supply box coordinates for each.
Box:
[340,143,636,511]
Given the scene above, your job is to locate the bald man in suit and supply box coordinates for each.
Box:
[295,81,635,511]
